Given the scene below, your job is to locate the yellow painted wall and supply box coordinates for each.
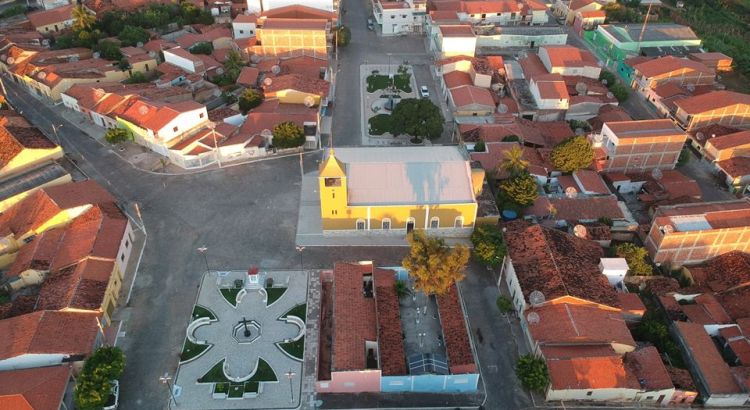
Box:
[470,168,485,196]
[0,251,17,270]
[0,146,64,179]
[320,203,477,230]
[100,264,122,325]
[0,173,71,213]
[270,89,321,105]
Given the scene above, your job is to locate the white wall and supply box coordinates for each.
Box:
[530,80,569,110]
[475,33,568,48]
[547,387,638,402]
[0,353,65,371]
[503,257,527,313]
[233,22,256,39]
[156,107,209,144]
[261,0,333,12]
[440,36,477,58]
[61,92,80,112]
[163,50,199,74]
[380,8,418,35]
[704,394,750,407]
[457,11,517,25]
[115,220,134,275]
[245,0,261,13]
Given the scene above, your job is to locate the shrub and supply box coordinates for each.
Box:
[609,83,630,102]
[496,295,513,313]
[614,243,653,276]
[190,42,213,55]
[502,134,520,142]
[471,224,506,267]
[272,121,305,148]
[74,347,126,410]
[104,128,130,144]
[238,88,263,113]
[123,71,149,84]
[515,354,549,393]
[550,136,593,173]
[473,140,486,152]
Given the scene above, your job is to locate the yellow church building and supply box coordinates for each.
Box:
[318,146,485,236]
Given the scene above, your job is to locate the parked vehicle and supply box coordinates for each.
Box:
[367,18,374,30]
[419,86,430,98]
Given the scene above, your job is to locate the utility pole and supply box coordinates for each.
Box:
[197,247,210,273]
[160,373,177,407]
[209,122,222,168]
[284,369,296,403]
[636,2,654,54]
[295,246,305,272]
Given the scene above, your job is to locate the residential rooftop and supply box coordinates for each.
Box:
[0,310,100,361]
[603,119,685,139]
[674,90,750,114]
[0,365,72,410]
[599,23,699,43]
[654,198,750,232]
[632,55,714,78]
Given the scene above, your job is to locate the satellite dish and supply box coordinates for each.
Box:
[261,128,273,138]
[696,132,705,141]
[250,54,261,63]
[662,225,674,234]
[529,290,545,306]
[148,51,157,58]
[41,39,50,47]
[136,41,144,48]
[686,84,695,92]
[6,56,14,64]
[138,105,149,115]
[216,67,224,75]
[497,103,508,114]
[573,224,587,238]
[303,95,316,107]
[93,52,100,59]
[37,71,46,80]
[606,91,614,99]
[94,88,105,99]
[263,77,273,86]
[575,82,588,95]
[564,186,578,198]
[527,312,540,325]
[271,65,281,75]
[651,168,663,181]
[593,133,603,142]
[601,78,608,86]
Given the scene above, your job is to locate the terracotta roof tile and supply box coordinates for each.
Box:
[332,262,377,372]
[438,25,474,37]
[237,66,259,86]
[443,70,472,89]
[0,365,72,410]
[525,195,625,221]
[504,221,620,308]
[436,284,476,374]
[280,55,328,79]
[624,346,673,390]
[705,130,750,151]
[674,90,750,115]
[262,73,329,97]
[633,55,714,78]
[717,157,750,179]
[373,268,407,376]
[450,85,494,108]
[461,0,515,14]
[603,119,684,139]
[542,45,598,69]
[0,126,56,167]
[260,4,336,20]
[674,321,745,394]
[27,4,74,29]
[0,310,99,360]
[527,300,635,347]
[543,345,639,390]
[573,169,609,194]
[36,258,114,311]
[7,228,65,277]
[261,18,328,30]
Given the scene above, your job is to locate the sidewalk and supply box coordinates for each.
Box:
[110,221,147,346]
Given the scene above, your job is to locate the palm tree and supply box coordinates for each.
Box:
[223,50,244,82]
[499,145,529,177]
[72,5,95,32]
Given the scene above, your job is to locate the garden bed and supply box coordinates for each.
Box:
[220,288,241,306]
[278,336,304,360]
[192,305,216,321]
[366,73,412,93]
[368,114,392,135]
[283,304,307,321]
[265,286,287,306]
[180,339,209,362]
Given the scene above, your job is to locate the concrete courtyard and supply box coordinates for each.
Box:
[173,270,307,409]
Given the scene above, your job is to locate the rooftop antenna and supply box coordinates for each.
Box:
[529,290,545,306]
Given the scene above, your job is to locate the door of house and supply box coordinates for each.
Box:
[406,221,415,233]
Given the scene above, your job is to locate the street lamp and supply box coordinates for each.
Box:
[208,121,222,168]
[295,246,305,273]
[160,372,177,406]
[284,369,296,403]
[197,247,210,273]
[52,124,63,145]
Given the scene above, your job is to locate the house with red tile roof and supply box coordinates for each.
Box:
[553,0,602,25]
[715,156,750,190]
[672,322,750,406]
[0,310,102,371]
[0,125,62,180]
[116,99,209,152]
[232,13,258,39]
[688,52,732,73]
[519,54,569,116]
[316,262,478,394]
[237,66,260,87]
[645,199,750,267]
[539,45,600,79]
[0,364,74,410]
[594,119,687,173]
[262,73,330,107]
[448,85,495,116]
[703,130,750,162]
[163,47,207,74]
[673,90,750,131]
[27,4,75,34]
[631,56,715,95]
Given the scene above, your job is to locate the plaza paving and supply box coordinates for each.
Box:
[173,270,307,409]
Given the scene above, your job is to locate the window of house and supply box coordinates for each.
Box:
[454,216,464,228]
[173,126,178,132]
[332,192,335,199]
[382,219,391,230]
[481,13,486,18]
[125,240,129,249]
[324,178,341,187]
[401,14,407,18]
[356,219,366,230]
[391,15,395,18]
[239,30,244,33]
[199,113,204,118]
[496,12,501,16]
[430,217,439,229]
[331,209,338,215]
[121,254,125,262]
[587,391,593,396]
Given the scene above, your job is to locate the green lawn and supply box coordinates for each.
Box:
[394,73,412,93]
[180,339,209,362]
[201,358,276,397]
[192,305,216,321]
[368,114,392,135]
[283,304,307,322]
[366,74,390,92]
[249,358,278,382]
[198,359,228,383]
[220,288,241,306]
[228,384,244,398]
[265,286,287,306]
[278,336,304,360]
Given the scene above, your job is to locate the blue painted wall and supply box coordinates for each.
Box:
[381,374,479,393]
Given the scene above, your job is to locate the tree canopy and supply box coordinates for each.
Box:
[238,88,264,113]
[118,25,150,47]
[94,40,122,61]
[74,346,126,410]
[390,98,444,142]
[550,136,593,173]
[402,231,469,296]
[336,26,351,47]
[104,128,130,144]
[614,243,653,276]
[499,172,539,208]
[72,5,96,32]
[272,121,306,148]
[471,224,507,267]
[515,354,549,393]
[499,145,529,177]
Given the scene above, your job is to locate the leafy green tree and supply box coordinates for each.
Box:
[402,231,469,296]
[118,25,150,47]
[190,42,213,55]
[550,136,593,173]
[598,70,617,87]
[222,50,244,83]
[677,147,691,166]
[473,140,485,152]
[238,88,264,113]
[516,354,549,393]
[75,29,103,49]
[272,121,305,148]
[568,119,591,133]
[390,98,444,142]
[74,346,126,410]
[614,243,653,276]
[72,5,96,32]
[502,134,520,142]
[394,280,411,298]
[499,173,538,208]
[336,26,351,47]
[94,40,122,60]
[609,83,630,102]
[124,72,149,84]
[499,145,529,177]
[104,128,130,144]
[471,224,507,267]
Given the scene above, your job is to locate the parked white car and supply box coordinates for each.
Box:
[103,380,120,410]
[419,86,429,98]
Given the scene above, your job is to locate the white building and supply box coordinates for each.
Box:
[163,47,206,74]
[538,45,601,79]
[475,26,567,49]
[431,25,477,58]
[373,0,426,36]
[233,14,258,39]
